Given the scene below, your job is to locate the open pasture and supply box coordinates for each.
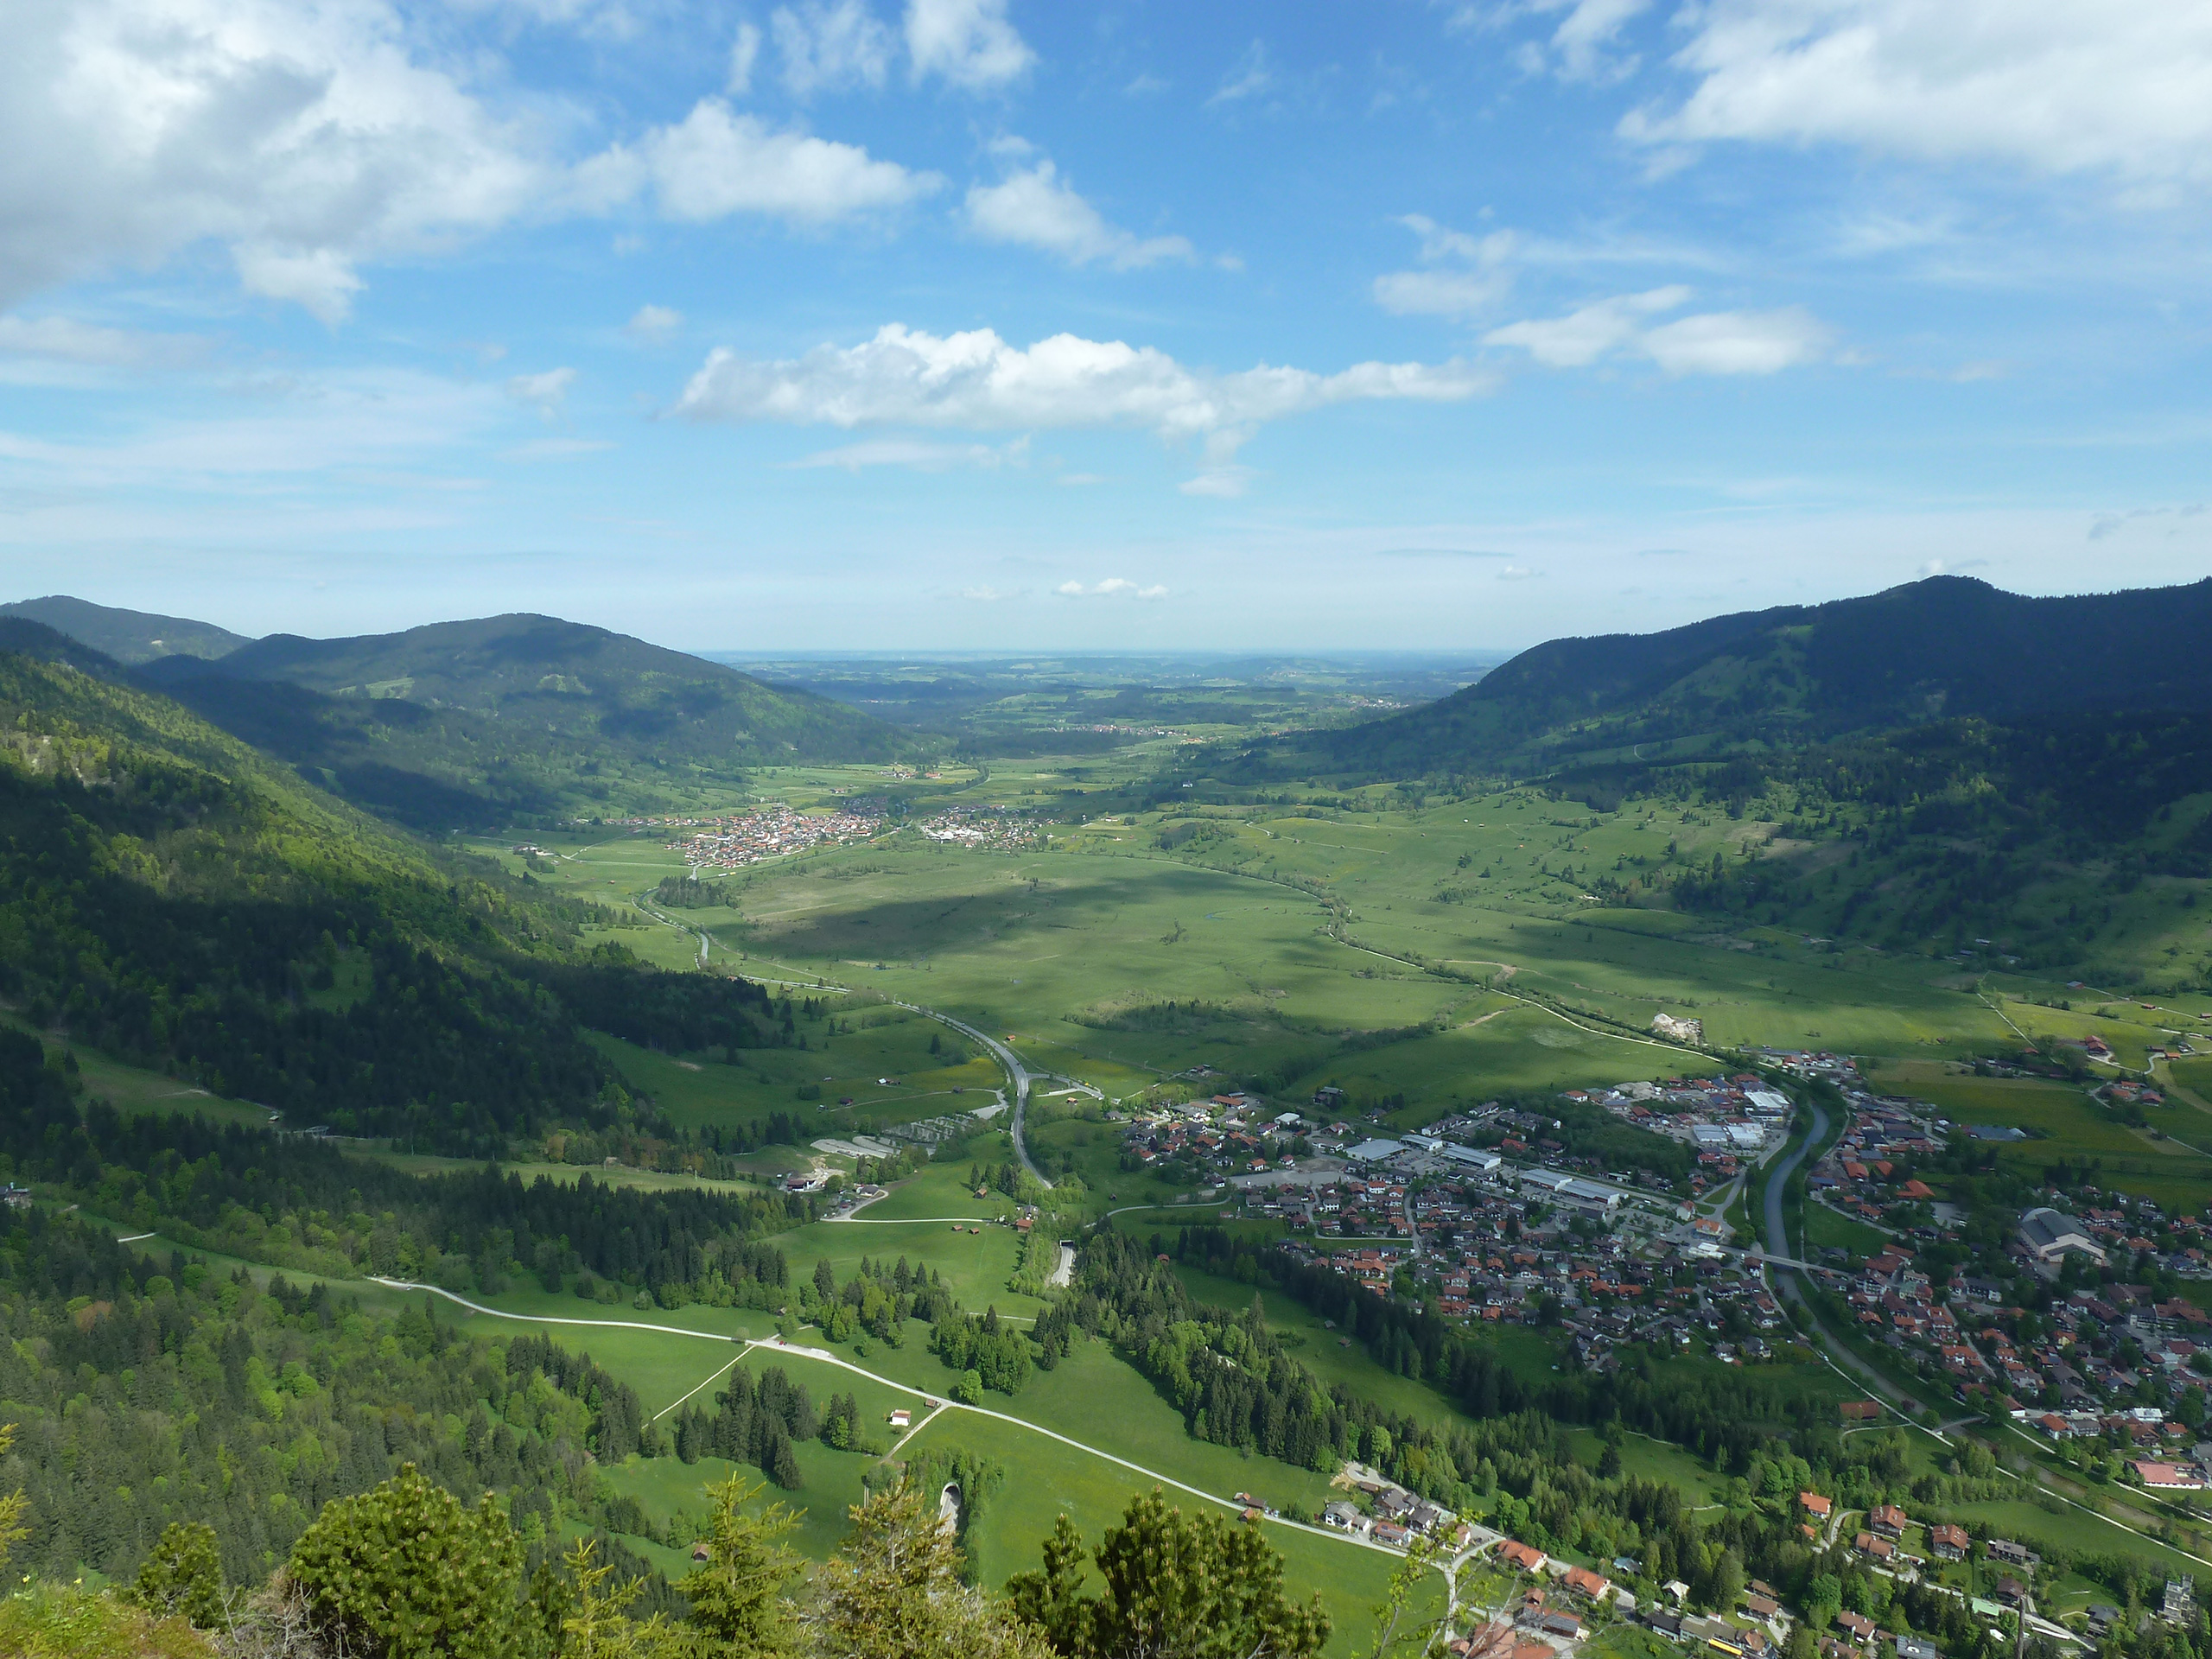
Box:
[770,1214,1039,1319]
[586,1019,1001,1141]
[898,1407,1422,1658]
[3,1012,271,1128]
[1863,1059,2212,1205]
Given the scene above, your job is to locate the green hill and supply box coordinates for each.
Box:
[1200,577,2212,979]
[0,620,780,1154]
[1270,575,2212,780]
[0,594,252,664]
[121,611,922,829]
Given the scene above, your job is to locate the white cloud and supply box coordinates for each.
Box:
[906,0,1034,90]
[964,157,1194,269]
[1373,216,1520,318]
[0,0,939,321]
[785,436,1027,470]
[577,99,940,223]
[506,367,575,416]
[1484,287,1689,366]
[1640,308,1832,374]
[233,247,367,325]
[1484,287,1831,373]
[1179,467,1253,499]
[1209,41,1274,105]
[1056,578,1165,598]
[0,0,547,318]
[671,324,1496,477]
[772,0,894,96]
[1621,0,2212,191]
[0,315,206,370]
[0,367,506,485]
[623,304,683,342]
[960,583,1020,600]
[504,436,616,461]
[1527,0,1652,84]
[729,21,764,92]
[1496,563,1541,580]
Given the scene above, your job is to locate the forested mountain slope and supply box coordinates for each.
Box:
[1271,575,2212,779]
[0,595,251,664]
[0,625,775,1153]
[140,611,914,767]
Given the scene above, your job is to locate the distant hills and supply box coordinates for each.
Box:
[1268,575,2212,779]
[0,594,252,664]
[10,599,918,830]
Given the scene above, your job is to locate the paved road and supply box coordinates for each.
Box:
[896,1003,1051,1188]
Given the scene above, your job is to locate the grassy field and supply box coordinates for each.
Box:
[1802,1201,1892,1257]
[1863,1059,2212,1206]
[1,1010,270,1128]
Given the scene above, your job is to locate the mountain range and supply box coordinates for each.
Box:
[0,594,252,664]
[7,601,917,830]
[1263,575,2212,780]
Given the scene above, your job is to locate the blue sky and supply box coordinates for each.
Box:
[3,0,2209,652]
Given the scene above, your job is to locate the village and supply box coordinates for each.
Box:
[1120,1052,2212,1508]
[1317,1459,2152,1659]
[917,804,1044,849]
[662,802,890,870]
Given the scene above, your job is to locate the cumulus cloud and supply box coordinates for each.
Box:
[623,304,683,342]
[671,324,1496,489]
[0,0,546,318]
[906,0,1034,89]
[1056,578,1166,599]
[1484,288,1831,373]
[575,99,941,223]
[505,367,575,416]
[1621,0,2212,191]
[965,156,1193,269]
[0,0,944,321]
[233,247,370,325]
[772,0,894,96]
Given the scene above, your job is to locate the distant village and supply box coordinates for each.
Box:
[660,803,888,869]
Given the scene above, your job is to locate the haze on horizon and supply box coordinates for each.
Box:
[2,1,2209,654]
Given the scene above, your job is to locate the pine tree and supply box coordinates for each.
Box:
[1008,1488,1329,1659]
[808,1483,1050,1659]
[678,1474,804,1658]
[288,1464,524,1659]
[130,1520,225,1629]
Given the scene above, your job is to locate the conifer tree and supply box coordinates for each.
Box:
[682,1472,804,1657]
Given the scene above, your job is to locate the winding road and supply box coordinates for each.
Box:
[895,1002,1052,1188]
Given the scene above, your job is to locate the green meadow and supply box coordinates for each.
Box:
[1864,1059,2212,1206]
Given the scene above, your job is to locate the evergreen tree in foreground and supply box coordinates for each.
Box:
[1008,1489,1330,1659]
